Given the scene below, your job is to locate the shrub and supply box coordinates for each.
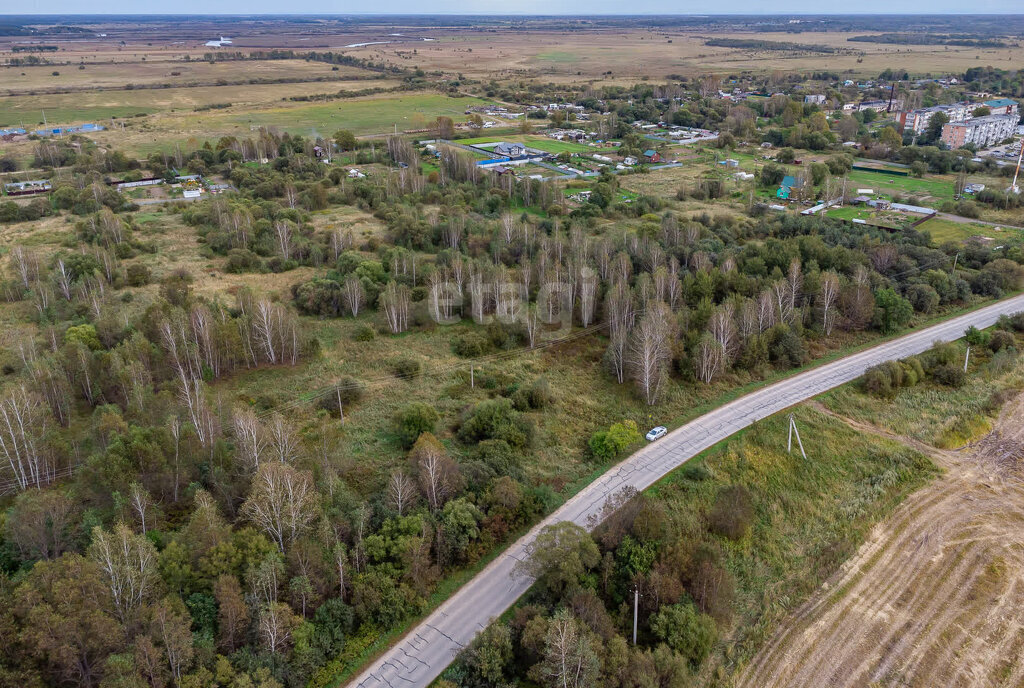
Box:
[451,331,491,358]
[511,377,553,411]
[316,376,365,417]
[458,399,533,449]
[394,402,439,448]
[989,330,1016,352]
[352,324,375,341]
[964,325,990,347]
[588,420,641,462]
[650,601,717,669]
[64,324,103,351]
[932,363,966,388]
[872,288,913,334]
[125,263,152,287]
[473,439,523,480]
[392,357,421,379]
[904,283,939,314]
[708,485,754,540]
[225,248,263,273]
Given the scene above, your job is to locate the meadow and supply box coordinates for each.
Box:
[0,58,371,95]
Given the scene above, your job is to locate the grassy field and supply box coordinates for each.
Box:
[820,349,1024,449]
[0,79,400,129]
[845,169,953,201]
[351,28,1024,82]
[0,59,372,95]
[916,215,1021,244]
[646,402,939,683]
[227,93,493,136]
[825,205,909,229]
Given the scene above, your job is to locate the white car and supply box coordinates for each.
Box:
[645,426,668,442]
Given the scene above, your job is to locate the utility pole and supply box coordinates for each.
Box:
[632,587,640,645]
[787,413,806,459]
[470,365,474,389]
[952,252,960,278]
[336,388,344,425]
[964,346,971,373]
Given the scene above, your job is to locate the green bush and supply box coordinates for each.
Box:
[125,263,152,287]
[224,248,263,273]
[394,402,439,448]
[316,376,365,417]
[458,398,533,449]
[352,324,376,341]
[392,357,421,379]
[932,363,966,388]
[510,377,553,411]
[452,331,491,358]
[588,420,642,462]
[649,600,717,669]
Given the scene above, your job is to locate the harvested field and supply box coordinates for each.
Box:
[738,392,1024,688]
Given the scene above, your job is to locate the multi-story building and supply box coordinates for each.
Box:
[941,115,1018,149]
[897,102,973,134]
[984,98,1020,118]
[804,94,826,105]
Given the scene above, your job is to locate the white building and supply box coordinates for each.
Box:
[941,115,1018,149]
[898,102,973,134]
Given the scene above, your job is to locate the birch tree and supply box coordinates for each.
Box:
[628,303,672,405]
[342,275,365,317]
[387,470,418,516]
[241,462,319,552]
[695,334,724,384]
[0,385,50,490]
[380,282,411,334]
[819,270,840,336]
[88,521,158,627]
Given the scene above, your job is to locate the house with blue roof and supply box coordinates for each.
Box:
[777,175,802,199]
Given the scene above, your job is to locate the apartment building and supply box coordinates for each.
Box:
[897,102,973,134]
[941,114,1018,149]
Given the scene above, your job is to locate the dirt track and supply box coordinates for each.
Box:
[738,395,1024,688]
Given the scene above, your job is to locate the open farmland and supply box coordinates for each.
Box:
[0,59,375,96]
[740,373,1024,688]
[225,93,494,137]
[350,28,1024,81]
[1,12,1024,688]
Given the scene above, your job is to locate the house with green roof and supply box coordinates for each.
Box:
[984,98,1019,118]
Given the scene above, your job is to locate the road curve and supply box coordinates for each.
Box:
[347,293,1024,688]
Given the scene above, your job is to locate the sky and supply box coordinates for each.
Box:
[5,1,1024,14]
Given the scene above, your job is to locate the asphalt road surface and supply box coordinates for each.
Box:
[348,293,1024,688]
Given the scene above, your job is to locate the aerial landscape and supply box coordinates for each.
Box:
[2,8,1024,688]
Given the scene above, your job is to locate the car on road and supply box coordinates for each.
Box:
[645,426,668,442]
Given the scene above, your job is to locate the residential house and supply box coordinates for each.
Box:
[493,142,527,158]
[643,149,662,163]
[804,94,827,105]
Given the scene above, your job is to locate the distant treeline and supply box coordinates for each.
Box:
[193,49,405,75]
[286,84,419,102]
[704,38,837,53]
[849,33,1009,48]
[11,44,58,52]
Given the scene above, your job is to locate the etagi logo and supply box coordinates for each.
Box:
[426,279,576,344]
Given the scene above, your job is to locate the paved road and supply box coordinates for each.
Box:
[347,293,1024,688]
